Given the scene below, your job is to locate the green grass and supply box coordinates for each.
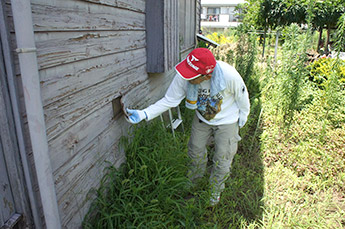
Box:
[82,107,266,228]
[260,98,345,228]
[83,27,345,228]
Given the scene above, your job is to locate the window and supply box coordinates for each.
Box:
[206,7,220,22]
[221,7,229,14]
[207,7,220,15]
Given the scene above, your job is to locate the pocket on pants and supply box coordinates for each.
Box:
[226,134,241,160]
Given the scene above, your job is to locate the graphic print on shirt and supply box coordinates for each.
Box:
[197,88,223,120]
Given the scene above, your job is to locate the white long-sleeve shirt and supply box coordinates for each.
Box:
[143,61,250,126]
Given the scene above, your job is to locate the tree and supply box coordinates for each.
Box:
[312,0,345,54]
[244,0,345,54]
[243,0,307,57]
[334,13,345,52]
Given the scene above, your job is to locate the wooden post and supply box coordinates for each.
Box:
[317,26,323,52]
[274,30,280,65]
[262,26,267,58]
[325,25,331,55]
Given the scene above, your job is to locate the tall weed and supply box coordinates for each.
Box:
[234,24,258,83]
[273,24,310,127]
[316,60,345,135]
[259,22,345,228]
[82,119,206,228]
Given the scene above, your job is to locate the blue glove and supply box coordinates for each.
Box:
[238,116,247,128]
[126,109,147,124]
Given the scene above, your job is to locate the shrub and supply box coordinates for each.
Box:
[206,32,233,45]
[307,57,345,88]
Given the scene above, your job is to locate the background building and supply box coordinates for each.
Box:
[201,0,245,30]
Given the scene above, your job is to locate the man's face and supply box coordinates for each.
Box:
[189,73,212,85]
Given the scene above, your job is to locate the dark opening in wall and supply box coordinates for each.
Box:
[112,96,123,120]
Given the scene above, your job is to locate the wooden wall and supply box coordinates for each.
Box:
[179,0,197,52]
[29,0,139,227]
[4,0,201,227]
[28,0,174,227]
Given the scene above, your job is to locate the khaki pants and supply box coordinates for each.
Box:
[187,114,241,193]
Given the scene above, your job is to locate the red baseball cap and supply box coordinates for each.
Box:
[175,48,217,80]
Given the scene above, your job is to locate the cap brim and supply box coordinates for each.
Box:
[175,59,201,80]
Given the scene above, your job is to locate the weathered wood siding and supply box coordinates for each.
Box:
[164,0,180,71]
[1,1,35,227]
[5,0,201,227]
[0,58,16,227]
[29,0,155,227]
[179,0,197,52]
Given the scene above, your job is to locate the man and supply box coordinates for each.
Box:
[126,48,250,205]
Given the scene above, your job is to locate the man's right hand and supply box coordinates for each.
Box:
[126,109,147,124]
